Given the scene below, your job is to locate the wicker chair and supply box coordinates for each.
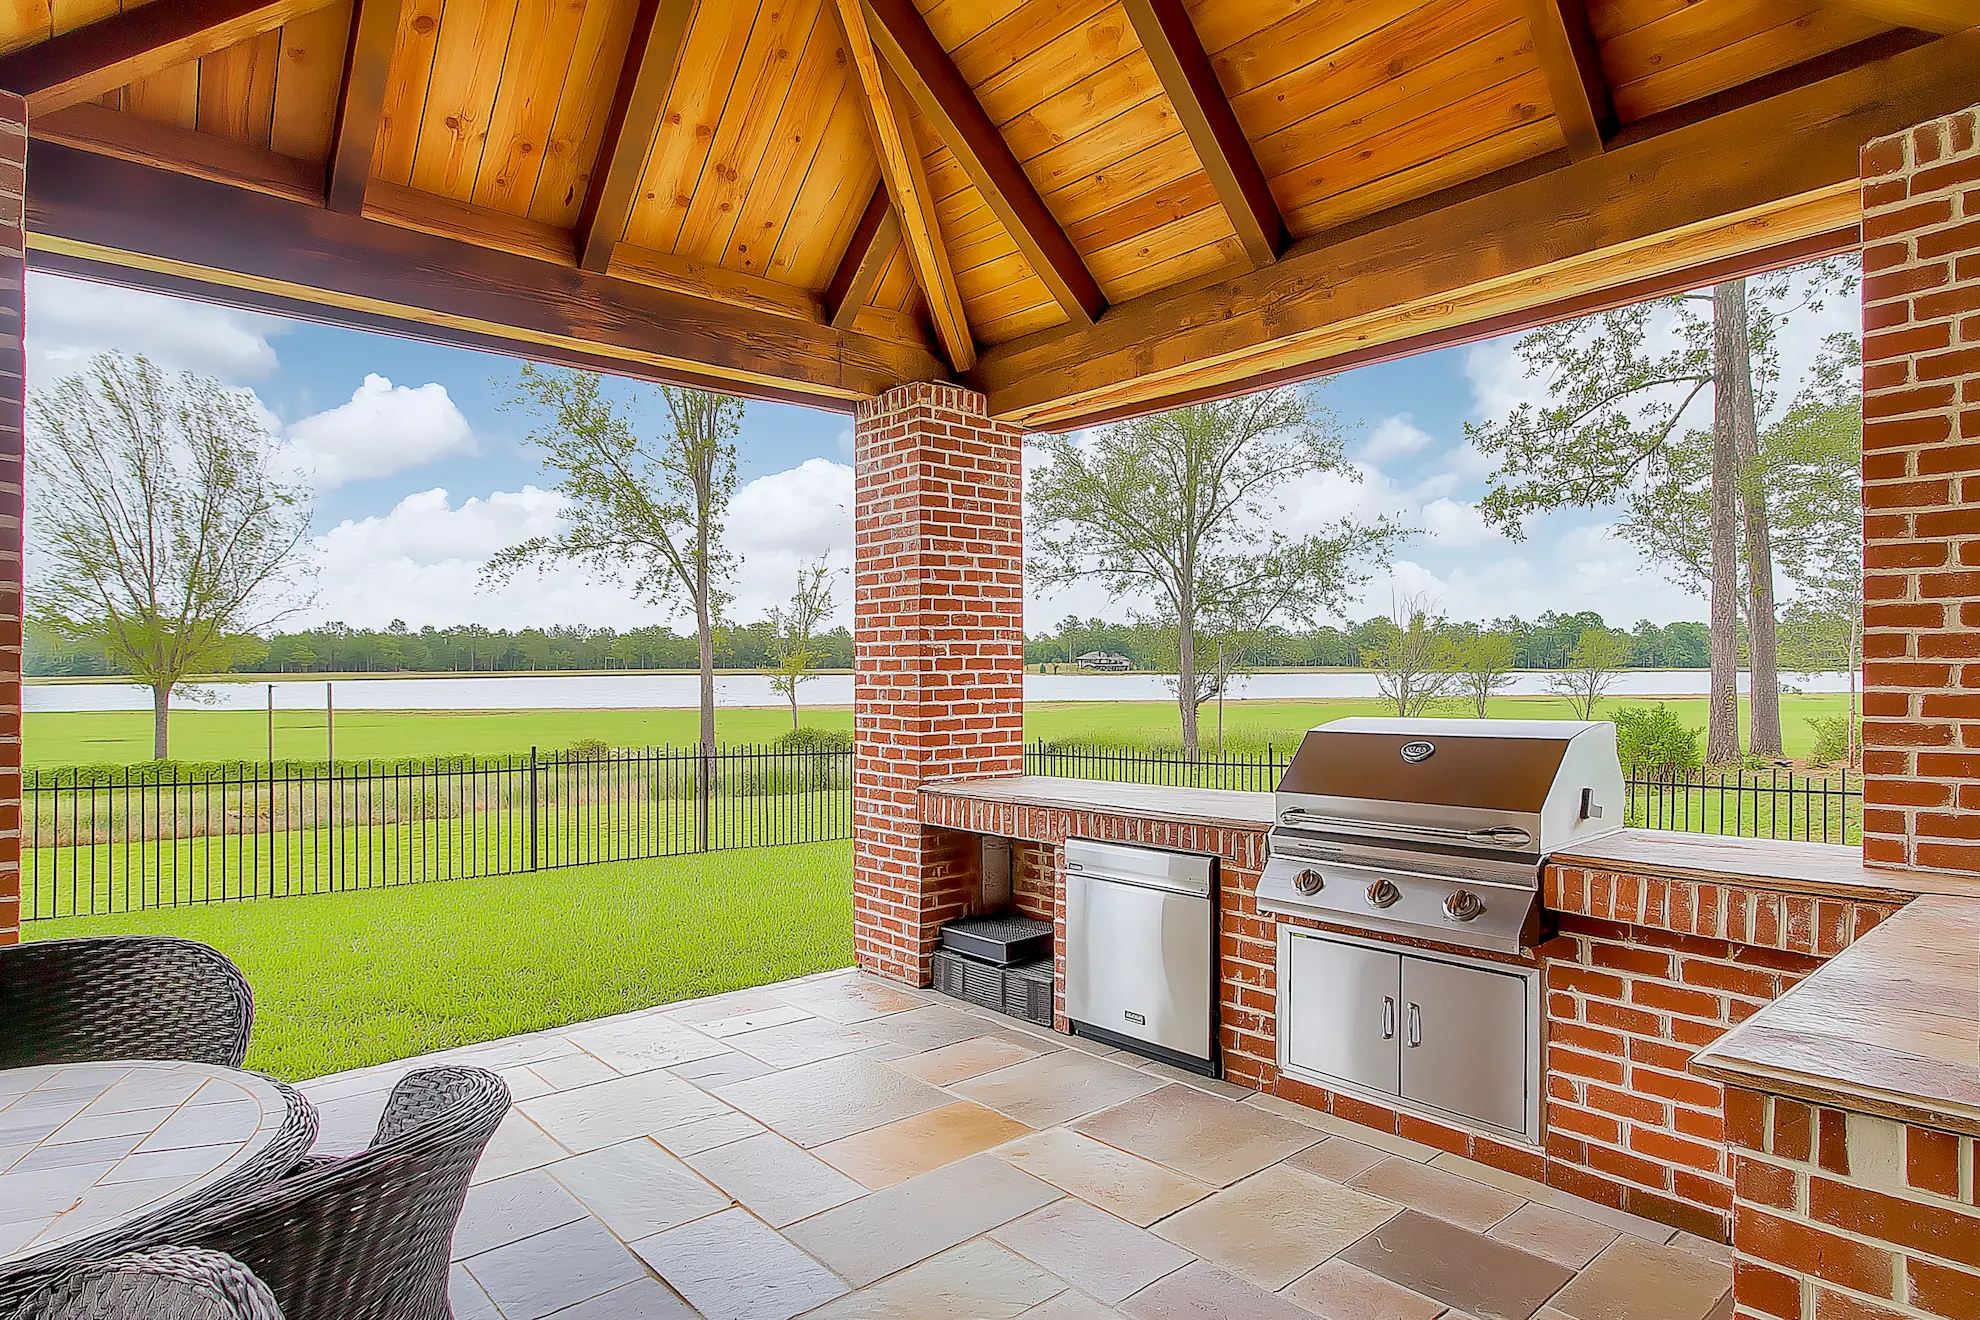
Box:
[0,937,253,1069]
[19,1247,283,1320]
[155,1067,509,1320]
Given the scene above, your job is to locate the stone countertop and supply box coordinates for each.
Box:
[920,775,1273,831]
[1691,894,1980,1138]
[1554,831,1980,903]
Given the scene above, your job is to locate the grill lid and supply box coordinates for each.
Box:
[1277,717,1577,815]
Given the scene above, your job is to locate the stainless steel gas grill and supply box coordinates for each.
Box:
[1256,717,1626,955]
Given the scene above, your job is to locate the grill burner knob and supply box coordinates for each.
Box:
[1365,878,1401,909]
[1443,890,1485,923]
[1292,868,1325,896]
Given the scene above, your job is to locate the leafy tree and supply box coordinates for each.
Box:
[488,367,740,844]
[1451,630,1518,717]
[1362,599,1460,718]
[1550,627,1633,721]
[29,353,313,757]
[1469,258,1854,762]
[1029,387,1398,754]
[768,559,836,731]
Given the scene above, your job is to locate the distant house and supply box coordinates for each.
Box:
[1075,651,1132,672]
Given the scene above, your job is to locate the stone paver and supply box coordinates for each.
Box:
[300,967,1733,1318]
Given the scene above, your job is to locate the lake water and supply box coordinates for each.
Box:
[26,669,1856,713]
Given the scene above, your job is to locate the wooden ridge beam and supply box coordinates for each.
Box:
[326,0,404,212]
[858,0,1105,327]
[1121,0,1284,267]
[835,0,974,371]
[1829,0,1975,33]
[575,0,694,273]
[1520,0,1614,161]
[824,184,895,330]
[27,140,949,402]
[967,32,1980,428]
[0,0,338,114]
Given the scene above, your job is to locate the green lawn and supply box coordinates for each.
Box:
[23,841,854,1081]
[26,692,1853,765]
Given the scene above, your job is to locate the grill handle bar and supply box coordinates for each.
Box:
[1275,809,1533,850]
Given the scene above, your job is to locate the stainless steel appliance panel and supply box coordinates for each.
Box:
[1064,846,1215,1066]
[1064,838,1214,897]
[1400,955,1530,1135]
[1279,930,1401,1097]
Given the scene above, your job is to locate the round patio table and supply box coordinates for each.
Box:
[0,1060,316,1307]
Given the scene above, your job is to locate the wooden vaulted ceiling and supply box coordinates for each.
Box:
[3,0,1976,425]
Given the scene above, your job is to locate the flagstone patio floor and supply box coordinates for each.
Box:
[300,968,1734,1320]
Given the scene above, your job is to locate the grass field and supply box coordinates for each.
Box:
[27,693,1852,765]
[23,841,855,1081]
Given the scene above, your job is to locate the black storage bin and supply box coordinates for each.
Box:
[931,948,1004,1011]
[939,914,1054,967]
[1003,959,1054,1027]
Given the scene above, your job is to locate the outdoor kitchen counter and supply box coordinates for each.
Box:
[1555,830,1980,902]
[1692,893,1980,1139]
[920,775,1273,832]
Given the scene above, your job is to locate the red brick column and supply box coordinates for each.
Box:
[851,383,1023,983]
[1860,101,1980,876]
[0,95,22,946]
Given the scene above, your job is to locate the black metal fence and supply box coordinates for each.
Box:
[23,746,852,920]
[25,739,1861,921]
[1022,744,1861,845]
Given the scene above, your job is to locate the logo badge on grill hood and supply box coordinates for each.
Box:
[1399,740,1436,763]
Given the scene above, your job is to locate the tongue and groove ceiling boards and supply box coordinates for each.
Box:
[2,0,1975,422]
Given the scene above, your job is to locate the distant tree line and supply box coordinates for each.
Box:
[1024,612,1714,672]
[27,619,855,678]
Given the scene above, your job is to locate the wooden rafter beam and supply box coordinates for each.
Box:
[27,140,950,402]
[858,0,1105,327]
[0,0,337,114]
[825,184,896,330]
[1121,0,1285,267]
[1520,0,1615,161]
[325,0,403,212]
[32,101,325,202]
[968,31,1980,428]
[835,0,974,371]
[575,0,694,273]
[1828,0,1975,33]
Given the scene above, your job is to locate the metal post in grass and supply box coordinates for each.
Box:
[529,747,540,872]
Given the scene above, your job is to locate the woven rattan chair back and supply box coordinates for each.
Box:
[20,1246,284,1320]
[0,937,253,1069]
[163,1066,509,1320]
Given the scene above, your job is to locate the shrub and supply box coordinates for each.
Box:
[564,737,613,760]
[774,726,852,753]
[1806,715,1850,768]
[1611,704,1702,780]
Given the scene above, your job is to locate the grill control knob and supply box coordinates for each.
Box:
[1292,868,1325,896]
[1443,890,1485,923]
[1365,878,1401,909]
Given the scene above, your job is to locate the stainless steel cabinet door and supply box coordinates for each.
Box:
[1066,873,1213,1060]
[1280,931,1400,1096]
[1400,956,1529,1135]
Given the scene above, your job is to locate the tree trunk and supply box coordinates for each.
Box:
[152,682,171,760]
[1706,283,1745,765]
[1177,595,1199,758]
[790,684,800,732]
[1720,279,1783,757]
[695,566,715,855]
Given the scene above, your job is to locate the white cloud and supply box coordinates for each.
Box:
[285,375,476,489]
[1358,414,1434,463]
[28,273,286,384]
[1463,334,1543,424]
[1419,498,1494,547]
[725,458,854,627]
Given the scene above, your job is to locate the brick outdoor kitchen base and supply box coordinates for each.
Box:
[903,776,1980,1266]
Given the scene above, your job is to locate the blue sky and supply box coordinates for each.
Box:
[25,268,1853,636]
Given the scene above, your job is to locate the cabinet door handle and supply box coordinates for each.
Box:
[1382,996,1396,1041]
[1406,1002,1422,1048]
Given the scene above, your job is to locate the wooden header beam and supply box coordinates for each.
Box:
[1122,0,1285,267]
[0,0,337,114]
[326,0,404,213]
[576,0,694,273]
[1520,0,1614,161]
[27,139,949,402]
[1831,0,1976,34]
[969,32,1980,428]
[859,0,1105,327]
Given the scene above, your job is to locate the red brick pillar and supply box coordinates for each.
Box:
[1859,101,1980,876]
[851,383,1023,984]
[0,94,22,946]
